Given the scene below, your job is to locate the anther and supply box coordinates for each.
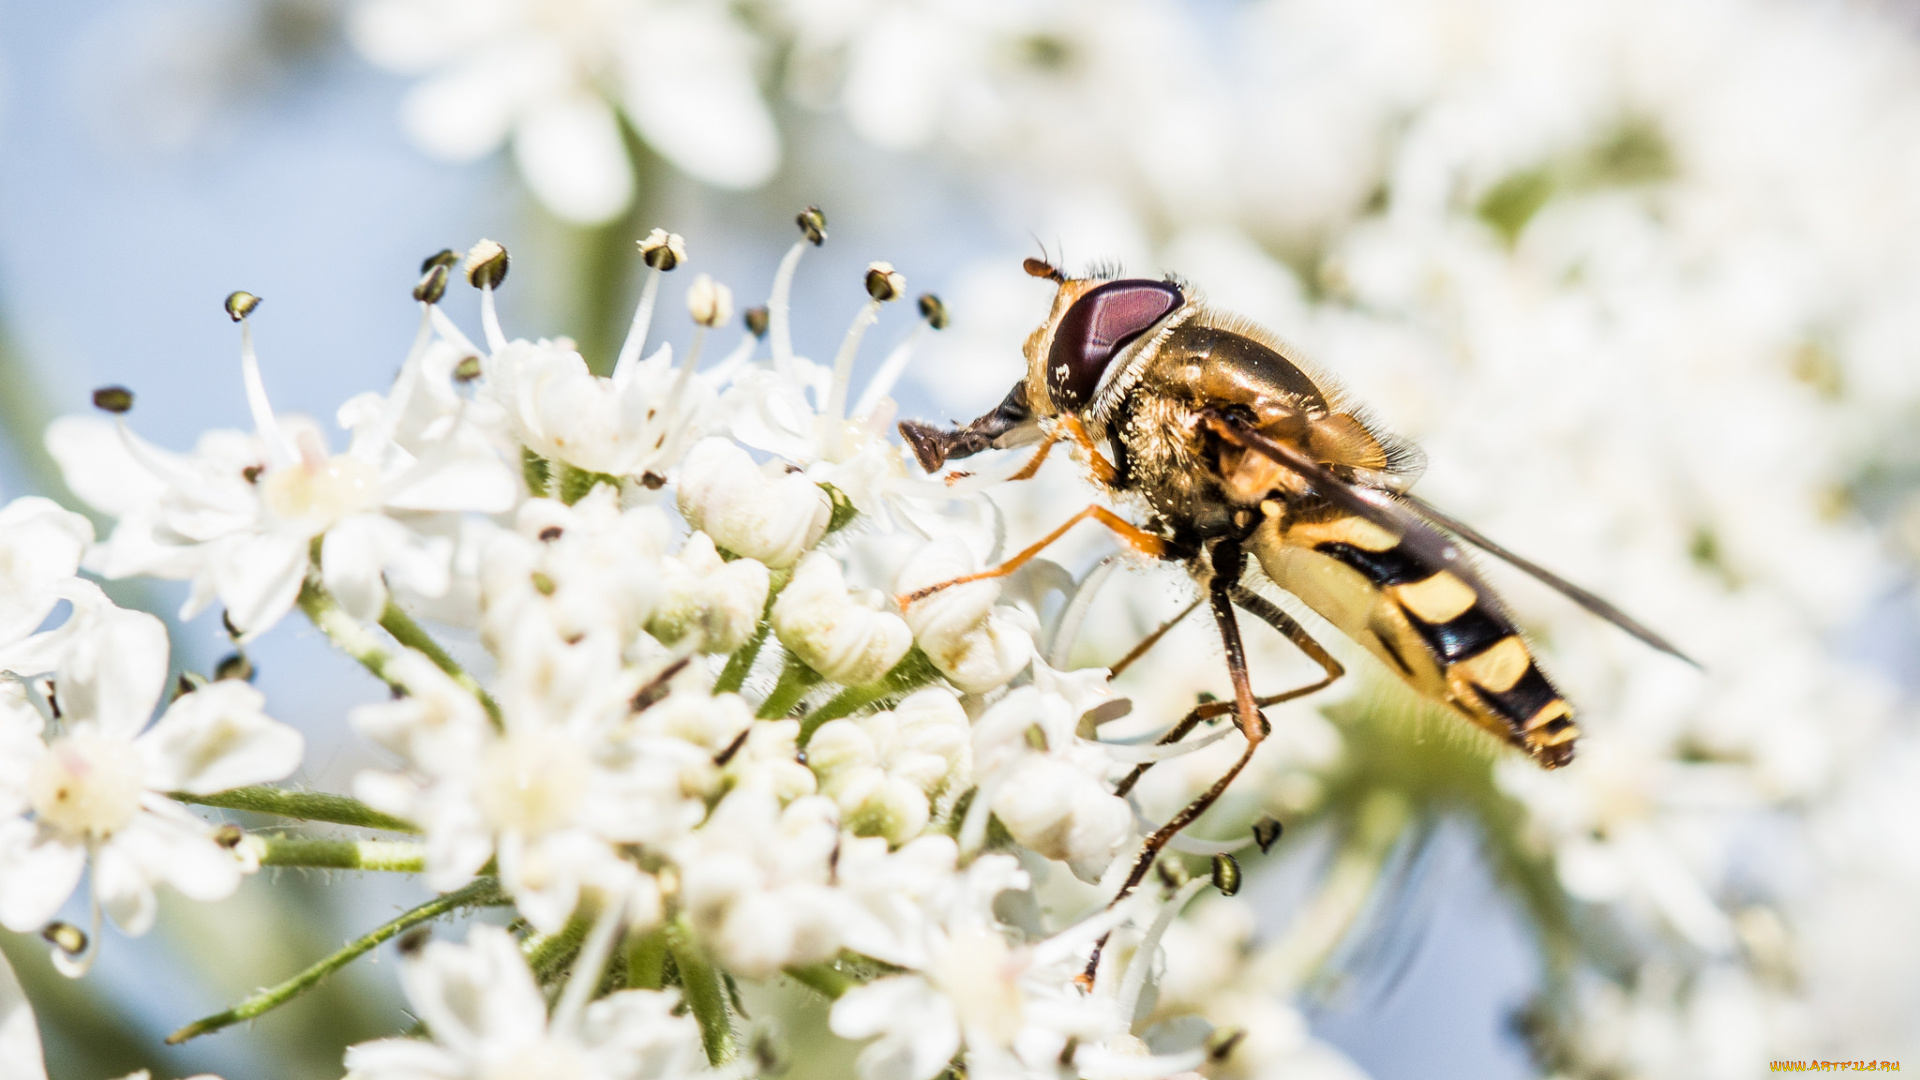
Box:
[1206,1028,1246,1064]
[743,306,770,338]
[215,652,255,682]
[639,228,687,271]
[916,293,948,329]
[413,263,450,305]
[464,239,509,289]
[1252,816,1283,853]
[453,355,482,382]
[92,386,134,414]
[212,824,246,849]
[225,291,261,321]
[796,206,828,246]
[41,921,87,957]
[687,273,733,327]
[1210,853,1241,896]
[420,249,459,272]
[242,464,264,483]
[531,571,556,596]
[865,262,905,302]
[538,526,564,542]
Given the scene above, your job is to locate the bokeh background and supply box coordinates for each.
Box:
[3,1,1920,1078]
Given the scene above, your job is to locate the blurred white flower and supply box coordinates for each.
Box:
[646,531,771,655]
[351,0,778,223]
[673,789,845,978]
[0,498,93,647]
[0,582,300,957]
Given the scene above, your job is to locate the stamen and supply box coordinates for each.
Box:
[238,316,296,468]
[702,331,759,386]
[767,239,808,378]
[49,885,105,978]
[823,297,882,440]
[1094,723,1233,763]
[429,306,482,359]
[1114,877,1208,1021]
[356,306,435,462]
[479,284,506,353]
[1048,556,1119,669]
[613,267,664,379]
[1124,794,1254,855]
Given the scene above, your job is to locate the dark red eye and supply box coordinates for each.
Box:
[1046,280,1182,410]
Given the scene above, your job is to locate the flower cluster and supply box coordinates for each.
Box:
[4,221,1356,1080]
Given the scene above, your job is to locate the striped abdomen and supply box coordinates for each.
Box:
[1250,508,1578,768]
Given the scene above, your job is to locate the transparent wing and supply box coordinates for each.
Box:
[1202,407,1698,668]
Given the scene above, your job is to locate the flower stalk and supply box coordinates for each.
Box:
[171,787,420,832]
[166,877,510,1044]
[667,918,734,1064]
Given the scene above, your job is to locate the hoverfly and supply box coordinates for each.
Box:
[897,257,1694,905]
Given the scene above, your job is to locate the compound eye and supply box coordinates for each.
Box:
[1046,280,1182,410]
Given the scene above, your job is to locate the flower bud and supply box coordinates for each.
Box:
[773,552,912,686]
[464,239,509,288]
[796,205,827,246]
[917,293,948,329]
[92,386,134,414]
[687,274,733,328]
[639,228,687,271]
[865,262,905,302]
[647,532,771,655]
[896,539,1034,694]
[677,439,831,569]
[224,291,261,321]
[744,306,770,338]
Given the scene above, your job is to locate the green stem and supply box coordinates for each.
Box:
[714,566,791,695]
[554,462,623,506]
[298,576,400,690]
[524,909,597,987]
[800,648,941,744]
[522,447,553,498]
[784,962,855,1000]
[666,918,733,1064]
[379,599,502,725]
[171,787,420,833]
[626,927,669,990]
[166,877,510,1044]
[257,837,427,872]
[756,652,821,719]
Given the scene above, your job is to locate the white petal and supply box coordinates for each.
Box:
[342,1036,467,1080]
[322,515,407,622]
[43,415,167,519]
[513,93,634,225]
[44,587,169,740]
[0,497,93,644]
[400,925,548,1058]
[109,812,243,904]
[91,837,158,936]
[0,822,84,934]
[215,532,309,637]
[0,945,48,1080]
[398,62,518,162]
[137,680,303,794]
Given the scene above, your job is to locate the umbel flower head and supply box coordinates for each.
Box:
[26,218,1372,1080]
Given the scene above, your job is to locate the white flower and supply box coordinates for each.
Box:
[485,487,672,650]
[343,924,704,1080]
[831,854,1184,1080]
[772,552,913,686]
[646,532,771,655]
[673,789,846,978]
[968,667,1133,883]
[895,539,1035,694]
[676,438,831,568]
[808,688,971,845]
[48,310,511,635]
[0,582,301,947]
[352,646,665,933]
[350,0,779,223]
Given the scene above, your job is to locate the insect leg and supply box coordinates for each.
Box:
[896,505,1166,607]
[1108,596,1202,679]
